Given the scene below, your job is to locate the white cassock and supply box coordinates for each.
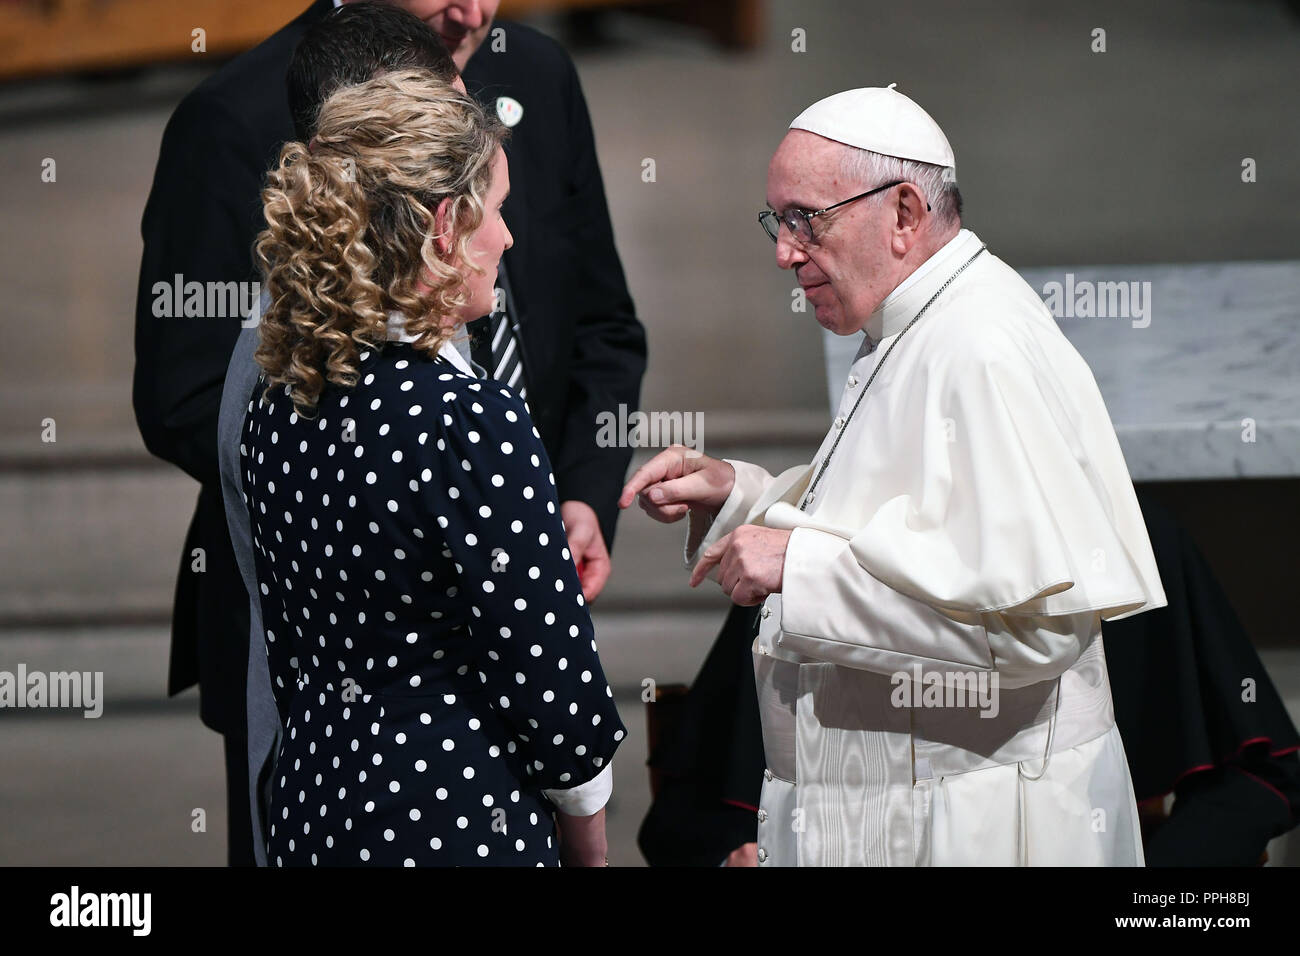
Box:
[687,228,1167,866]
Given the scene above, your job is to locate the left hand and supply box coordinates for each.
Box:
[555,806,609,867]
[724,842,758,867]
[561,500,611,602]
[689,525,791,606]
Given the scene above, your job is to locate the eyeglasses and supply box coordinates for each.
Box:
[759,179,912,244]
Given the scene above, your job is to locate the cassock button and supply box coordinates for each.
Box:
[805,491,815,504]
[761,606,772,619]
[757,809,767,823]
[757,848,768,863]
[847,375,858,388]
[833,417,845,430]
[763,768,773,782]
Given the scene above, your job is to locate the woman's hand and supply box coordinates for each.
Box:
[560,500,611,602]
[555,807,609,867]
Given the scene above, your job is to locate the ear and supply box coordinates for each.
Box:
[891,183,929,253]
[433,197,454,257]
[894,183,929,232]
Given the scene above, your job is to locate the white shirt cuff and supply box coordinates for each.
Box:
[683,458,774,569]
[544,762,614,816]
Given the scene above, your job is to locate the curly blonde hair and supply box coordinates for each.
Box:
[253,68,507,416]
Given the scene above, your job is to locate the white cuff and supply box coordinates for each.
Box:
[544,762,614,817]
[683,458,774,570]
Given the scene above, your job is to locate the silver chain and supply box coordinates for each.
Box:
[799,244,987,512]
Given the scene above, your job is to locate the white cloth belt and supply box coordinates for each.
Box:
[755,631,1114,784]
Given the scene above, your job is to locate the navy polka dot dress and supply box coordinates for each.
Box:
[239,342,626,866]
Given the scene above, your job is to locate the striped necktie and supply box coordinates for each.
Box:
[472,268,527,399]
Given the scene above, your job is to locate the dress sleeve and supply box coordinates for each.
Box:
[423,372,626,805]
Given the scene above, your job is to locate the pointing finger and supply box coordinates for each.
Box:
[619,451,676,508]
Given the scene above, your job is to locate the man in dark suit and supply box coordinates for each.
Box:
[134,0,645,865]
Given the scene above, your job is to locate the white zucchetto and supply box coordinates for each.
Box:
[789,84,956,172]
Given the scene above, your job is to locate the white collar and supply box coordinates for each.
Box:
[384,313,477,377]
[863,228,983,347]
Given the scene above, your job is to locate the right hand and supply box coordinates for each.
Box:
[556,808,609,867]
[618,445,735,523]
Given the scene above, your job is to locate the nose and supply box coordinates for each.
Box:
[502,220,514,251]
[774,231,806,271]
[446,1,485,30]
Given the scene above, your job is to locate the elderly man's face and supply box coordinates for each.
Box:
[766,130,904,335]
[362,1,500,70]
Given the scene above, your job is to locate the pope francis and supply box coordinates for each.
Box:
[620,86,1167,866]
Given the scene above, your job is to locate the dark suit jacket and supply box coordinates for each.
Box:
[133,0,646,734]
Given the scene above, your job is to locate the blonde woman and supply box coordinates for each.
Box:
[241,70,624,867]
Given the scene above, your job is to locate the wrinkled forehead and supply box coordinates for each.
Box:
[766,129,853,210]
